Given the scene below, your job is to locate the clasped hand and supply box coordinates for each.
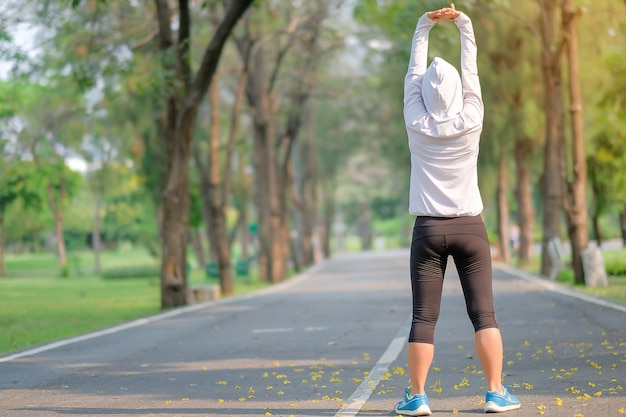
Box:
[427,3,460,22]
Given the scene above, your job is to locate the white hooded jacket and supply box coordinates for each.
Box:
[404,12,484,217]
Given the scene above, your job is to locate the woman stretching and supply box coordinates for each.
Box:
[394,4,521,415]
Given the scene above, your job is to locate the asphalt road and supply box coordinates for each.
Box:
[1,250,625,417]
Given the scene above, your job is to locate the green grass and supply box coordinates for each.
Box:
[602,248,626,276]
[518,246,626,305]
[4,248,161,278]
[1,275,161,354]
[580,280,626,304]
[0,248,271,355]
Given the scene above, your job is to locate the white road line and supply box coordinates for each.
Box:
[252,328,295,334]
[334,263,626,417]
[0,309,184,363]
[335,315,411,417]
[252,326,329,334]
[304,326,329,331]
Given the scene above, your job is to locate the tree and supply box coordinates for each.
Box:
[233,1,331,282]
[195,67,247,296]
[475,1,543,266]
[561,0,589,284]
[153,0,254,308]
[588,56,626,246]
[14,79,84,268]
[0,162,41,277]
[537,0,567,278]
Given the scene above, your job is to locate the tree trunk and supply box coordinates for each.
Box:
[497,157,511,263]
[357,202,373,250]
[251,119,278,283]
[154,0,189,306]
[621,204,626,247]
[562,0,588,285]
[278,159,294,276]
[154,0,253,308]
[289,227,301,273]
[92,196,102,274]
[299,188,315,266]
[588,163,604,247]
[236,37,285,283]
[195,151,217,263]
[297,109,319,266]
[160,107,194,308]
[290,145,305,269]
[229,211,248,259]
[318,174,337,259]
[279,8,324,270]
[514,139,535,266]
[591,214,603,248]
[277,96,314,277]
[0,207,6,277]
[229,148,253,262]
[538,0,565,278]
[239,210,251,261]
[53,206,67,267]
[46,180,67,267]
[207,75,234,297]
[321,186,334,258]
[271,174,287,283]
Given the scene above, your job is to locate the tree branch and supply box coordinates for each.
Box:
[153,0,174,51]
[267,16,300,95]
[178,0,193,89]
[188,0,254,109]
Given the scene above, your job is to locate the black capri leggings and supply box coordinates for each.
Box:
[409,215,498,344]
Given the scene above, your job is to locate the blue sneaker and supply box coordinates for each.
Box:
[394,387,431,416]
[484,385,521,413]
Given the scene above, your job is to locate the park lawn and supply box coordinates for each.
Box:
[3,248,161,277]
[576,247,626,304]
[0,275,161,354]
[1,249,273,355]
[581,280,626,304]
[541,246,626,305]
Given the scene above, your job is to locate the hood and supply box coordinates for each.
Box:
[422,57,463,119]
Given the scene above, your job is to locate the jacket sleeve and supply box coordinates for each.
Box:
[455,12,484,124]
[404,14,436,124]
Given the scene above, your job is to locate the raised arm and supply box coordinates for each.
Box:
[403,14,436,120]
[406,14,436,82]
[404,5,461,122]
[455,12,484,120]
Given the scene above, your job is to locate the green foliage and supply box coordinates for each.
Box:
[38,162,83,206]
[371,216,410,248]
[0,162,43,214]
[189,186,204,229]
[0,80,19,119]
[70,0,110,10]
[587,48,626,217]
[603,248,626,277]
[370,196,401,219]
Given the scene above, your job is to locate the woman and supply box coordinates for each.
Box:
[394,4,521,415]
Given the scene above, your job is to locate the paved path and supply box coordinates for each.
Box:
[1,250,625,416]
